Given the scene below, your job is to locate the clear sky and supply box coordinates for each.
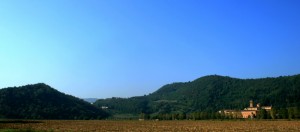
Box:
[0,0,300,98]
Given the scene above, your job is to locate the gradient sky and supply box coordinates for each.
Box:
[0,0,300,98]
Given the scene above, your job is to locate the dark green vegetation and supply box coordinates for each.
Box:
[0,83,109,119]
[94,74,300,120]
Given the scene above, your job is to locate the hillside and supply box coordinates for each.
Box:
[0,83,109,119]
[94,74,300,117]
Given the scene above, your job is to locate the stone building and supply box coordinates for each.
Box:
[220,100,272,119]
[241,100,272,118]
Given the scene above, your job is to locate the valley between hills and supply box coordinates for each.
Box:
[0,74,299,120]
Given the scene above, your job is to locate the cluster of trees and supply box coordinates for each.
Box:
[144,112,221,120]
[143,107,300,120]
[94,96,149,114]
[137,107,300,120]
[95,74,300,119]
[0,83,109,119]
[256,107,300,119]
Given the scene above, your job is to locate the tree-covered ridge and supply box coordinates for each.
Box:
[0,83,109,119]
[94,74,300,119]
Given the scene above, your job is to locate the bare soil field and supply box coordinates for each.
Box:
[1,120,300,132]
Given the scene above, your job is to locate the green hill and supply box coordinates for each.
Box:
[94,74,300,118]
[0,83,109,119]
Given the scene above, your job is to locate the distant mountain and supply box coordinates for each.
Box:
[0,83,109,119]
[94,74,300,116]
[83,98,98,103]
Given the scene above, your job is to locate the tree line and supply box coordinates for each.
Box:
[137,107,300,120]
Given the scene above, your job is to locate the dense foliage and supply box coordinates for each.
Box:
[94,74,300,119]
[0,83,109,119]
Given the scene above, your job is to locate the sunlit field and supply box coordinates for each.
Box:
[1,120,300,132]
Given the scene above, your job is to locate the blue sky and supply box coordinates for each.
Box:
[0,0,300,98]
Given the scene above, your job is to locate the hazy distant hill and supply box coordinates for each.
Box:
[0,83,109,119]
[94,74,300,116]
[83,98,98,103]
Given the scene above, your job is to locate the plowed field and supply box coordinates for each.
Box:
[1,120,300,131]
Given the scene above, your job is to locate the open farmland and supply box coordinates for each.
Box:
[1,120,300,132]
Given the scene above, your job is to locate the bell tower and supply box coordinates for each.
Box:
[250,100,253,107]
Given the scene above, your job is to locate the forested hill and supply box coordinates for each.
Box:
[0,83,109,119]
[94,74,300,116]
